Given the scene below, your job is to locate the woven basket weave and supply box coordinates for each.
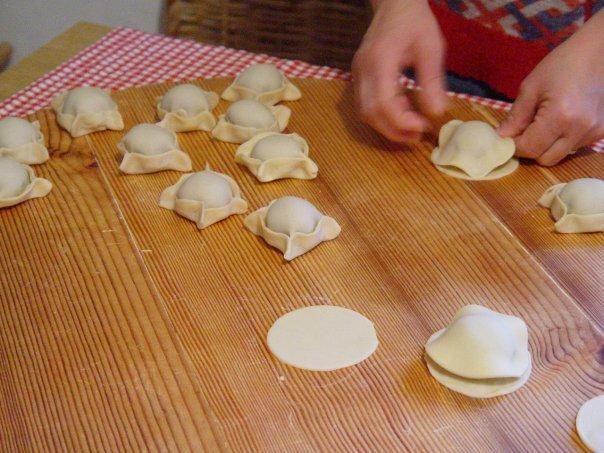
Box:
[165,0,371,70]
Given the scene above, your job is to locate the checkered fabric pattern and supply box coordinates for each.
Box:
[435,0,601,48]
[0,27,601,152]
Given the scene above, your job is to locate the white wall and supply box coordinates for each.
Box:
[0,0,163,66]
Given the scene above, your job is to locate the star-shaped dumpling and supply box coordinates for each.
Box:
[235,132,317,182]
[0,117,49,164]
[424,304,531,398]
[431,120,517,180]
[118,123,192,174]
[244,196,341,261]
[51,86,124,137]
[0,156,52,209]
[539,178,604,233]
[211,100,290,144]
[159,165,247,229]
[221,63,301,105]
[156,84,219,132]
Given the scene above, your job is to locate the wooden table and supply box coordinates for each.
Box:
[0,22,110,101]
[1,25,603,452]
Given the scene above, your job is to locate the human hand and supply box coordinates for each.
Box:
[352,0,448,142]
[498,11,604,166]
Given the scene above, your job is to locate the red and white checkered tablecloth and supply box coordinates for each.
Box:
[1,27,602,152]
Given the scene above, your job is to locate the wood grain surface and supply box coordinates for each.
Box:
[0,78,602,451]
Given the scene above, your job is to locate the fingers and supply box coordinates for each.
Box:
[497,84,539,138]
[531,112,596,165]
[514,116,560,159]
[534,137,572,166]
[353,39,429,142]
[415,38,448,116]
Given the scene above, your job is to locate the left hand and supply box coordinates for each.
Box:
[498,11,604,166]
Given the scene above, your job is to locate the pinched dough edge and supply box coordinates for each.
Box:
[158,166,248,229]
[235,132,317,182]
[244,200,341,261]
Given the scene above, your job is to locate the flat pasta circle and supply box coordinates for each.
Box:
[576,395,604,452]
[267,305,378,371]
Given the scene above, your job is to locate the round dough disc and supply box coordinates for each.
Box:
[267,305,378,371]
[435,158,519,181]
[576,395,604,452]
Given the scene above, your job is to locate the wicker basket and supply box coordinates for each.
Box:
[165,0,371,70]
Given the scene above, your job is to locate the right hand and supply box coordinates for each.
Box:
[352,0,448,142]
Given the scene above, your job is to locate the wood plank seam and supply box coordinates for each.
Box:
[84,137,229,451]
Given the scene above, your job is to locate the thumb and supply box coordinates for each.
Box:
[415,42,448,116]
[498,86,538,137]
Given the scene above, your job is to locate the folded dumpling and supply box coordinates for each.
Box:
[221,63,301,105]
[424,305,531,398]
[244,196,341,261]
[432,120,518,180]
[159,165,247,229]
[235,132,317,182]
[0,117,49,164]
[118,123,191,174]
[156,84,219,132]
[211,99,290,143]
[539,178,604,233]
[51,86,124,137]
[0,156,52,209]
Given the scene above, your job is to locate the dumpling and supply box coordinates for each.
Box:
[156,84,219,132]
[244,196,341,261]
[0,117,49,164]
[431,120,518,180]
[424,305,531,398]
[235,132,317,182]
[221,63,302,105]
[0,156,52,209]
[118,123,192,174]
[539,178,604,233]
[51,86,124,137]
[211,100,290,144]
[159,165,247,229]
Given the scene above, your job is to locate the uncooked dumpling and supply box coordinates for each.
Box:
[118,123,191,174]
[235,132,318,182]
[0,117,49,164]
[244,196,341,260]
[156,84,219,132]
[267,305,378,371]
[159,165,247,229]
[211,100,290,143]
[0,156,52,208]
[51,86,124,137]
[221,63,302,105]
[432,120,518,180]
[539,178,604,233]
[424,305,531,398]
[576,395,604,452]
